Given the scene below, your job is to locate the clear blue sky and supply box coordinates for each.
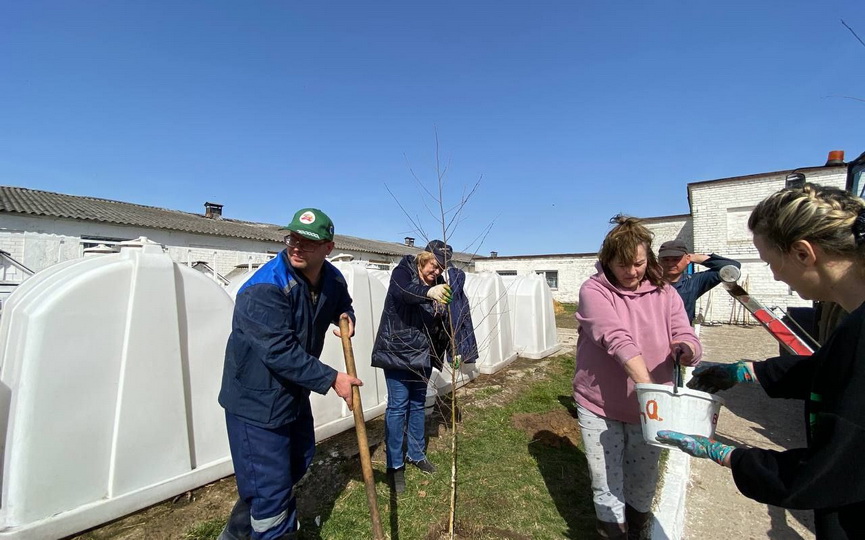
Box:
[2,1,863,256]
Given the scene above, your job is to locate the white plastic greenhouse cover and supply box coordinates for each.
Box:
[307,262,388,440]
[505,274,561,359]
[0,238,234,539]
[0,249,557,537]
[225,267,257,300]
[463,272,518,374]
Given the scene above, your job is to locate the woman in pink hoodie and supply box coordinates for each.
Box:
[573,215,702,540]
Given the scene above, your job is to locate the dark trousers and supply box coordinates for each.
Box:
[224,408,316,540]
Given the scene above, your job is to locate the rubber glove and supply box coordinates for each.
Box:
[687,361,754,393]
[427,284,452,304]
[656,430,735,466]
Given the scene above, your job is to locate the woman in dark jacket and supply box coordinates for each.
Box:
[658,183,865,539]
[371,240,477,494]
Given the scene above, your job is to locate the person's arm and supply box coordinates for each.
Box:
[685,313,865,511]
[234,285,338,394]
[730,414,865,510]
[390,260,433,304]
[687,253,742,298]
[575,281,642,371]
[623,355,652,383]
[752,354,820,400]
[693,253,741,271]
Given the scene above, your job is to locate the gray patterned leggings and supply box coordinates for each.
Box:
[577,404,661,523]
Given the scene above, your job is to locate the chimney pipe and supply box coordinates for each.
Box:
[404,237,415,247]
[205,202,224,219]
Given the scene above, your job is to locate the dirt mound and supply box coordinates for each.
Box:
[512,408,581,448]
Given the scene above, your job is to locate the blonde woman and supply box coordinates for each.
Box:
[371,241,454,494]
[660,183,865,539]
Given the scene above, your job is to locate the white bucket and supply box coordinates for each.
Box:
[635,383,725,447]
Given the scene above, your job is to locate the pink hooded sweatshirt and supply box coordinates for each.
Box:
[573,264,702,424]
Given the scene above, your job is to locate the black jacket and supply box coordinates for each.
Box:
[371,255,449,372]
[371,256,479,373]
[730,301,865,539]
[218,250,354,428]
[445,266,479,365]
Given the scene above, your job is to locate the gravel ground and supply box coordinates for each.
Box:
[683,323,815,540]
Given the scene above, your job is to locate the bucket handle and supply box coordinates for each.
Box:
[673,348,682,394]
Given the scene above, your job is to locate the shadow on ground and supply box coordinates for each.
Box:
[696,324,815,538]
[513,397,596,539]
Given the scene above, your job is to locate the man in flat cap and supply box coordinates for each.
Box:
[658,239,740,324]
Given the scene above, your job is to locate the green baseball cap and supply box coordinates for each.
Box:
[283,208,335,241]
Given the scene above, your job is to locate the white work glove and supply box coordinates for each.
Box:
[426,284,452,304]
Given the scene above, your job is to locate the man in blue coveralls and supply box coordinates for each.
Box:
[658,239,741,324]
[218,208,363,540]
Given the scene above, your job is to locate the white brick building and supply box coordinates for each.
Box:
[477,165,847,323]
[0,187,474,287]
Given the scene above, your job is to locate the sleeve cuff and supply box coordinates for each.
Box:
[614,345,641,365]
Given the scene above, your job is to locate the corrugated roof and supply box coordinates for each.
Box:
[0,186,474,262]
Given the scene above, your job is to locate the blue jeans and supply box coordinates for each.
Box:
[225,407,316,540]
[384,366,432,469]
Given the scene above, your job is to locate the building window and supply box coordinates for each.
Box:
[536,270,558,289]
[727,206,757,243]
[496,270,517,276]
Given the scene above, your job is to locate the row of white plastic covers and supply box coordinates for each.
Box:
[0,240,558,538]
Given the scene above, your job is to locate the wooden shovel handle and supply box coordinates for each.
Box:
[338,317,385,540]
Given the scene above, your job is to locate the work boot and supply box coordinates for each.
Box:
[388,466,406,494]
[596,520,628,540]
[625,504,653,540]
[218,498,252,540]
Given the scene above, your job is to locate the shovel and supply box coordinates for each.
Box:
[338,317,385,540]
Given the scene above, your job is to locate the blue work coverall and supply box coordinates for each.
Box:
[218,250,354,539]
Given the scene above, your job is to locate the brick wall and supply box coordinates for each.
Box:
[2,165,851,314]
[688,167,846,322]
[474,256,598,303]
[478,167,849,321]
[475,216,690,304]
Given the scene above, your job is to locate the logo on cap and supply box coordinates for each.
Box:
[299,211,316,224]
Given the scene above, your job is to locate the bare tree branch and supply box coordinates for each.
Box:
[822,94,865,103]
[841,19,865,50]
